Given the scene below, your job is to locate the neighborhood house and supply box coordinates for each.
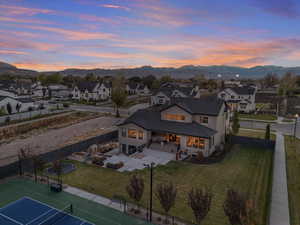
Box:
[118,97,228,158]
[72,81,112,101]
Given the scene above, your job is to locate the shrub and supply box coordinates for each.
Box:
[106,161,124,169]
[196,151,205,161]
[5,116,10,124]
[63,103,70,108]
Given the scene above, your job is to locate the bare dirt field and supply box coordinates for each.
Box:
[0,116,118,166]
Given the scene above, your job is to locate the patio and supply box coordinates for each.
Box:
[103,148,175,172]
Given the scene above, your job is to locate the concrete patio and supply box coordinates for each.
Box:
[103,148,175,172]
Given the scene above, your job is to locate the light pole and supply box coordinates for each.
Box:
[294,114,299,138]
[144,162,155,222]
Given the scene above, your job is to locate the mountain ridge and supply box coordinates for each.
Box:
[1,61,300,79]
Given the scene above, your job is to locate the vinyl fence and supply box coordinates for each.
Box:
[0,130,118,179]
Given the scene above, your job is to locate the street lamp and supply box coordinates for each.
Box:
[144,162,155,222]
[294,114,299,138]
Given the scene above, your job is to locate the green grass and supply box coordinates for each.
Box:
[61,144,273,225]
[239,113,277,121]
[0,178,152,225]
[238,129,276,141]
[285,136,300,225]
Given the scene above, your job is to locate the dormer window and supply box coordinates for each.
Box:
[199,116,208,124]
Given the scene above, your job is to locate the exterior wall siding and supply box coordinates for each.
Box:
[161,106,192,123]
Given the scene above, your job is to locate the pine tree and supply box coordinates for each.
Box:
[265,124,270,140]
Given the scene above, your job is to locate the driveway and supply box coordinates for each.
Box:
[104,149,175,172]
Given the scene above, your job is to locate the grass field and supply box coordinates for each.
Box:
[238,129,276,141]
[0,178,152,225]
[285,136,300,225]
[61,144,273,225]
[239,113,277,121]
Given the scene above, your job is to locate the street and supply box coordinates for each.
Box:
[240,120,300,137]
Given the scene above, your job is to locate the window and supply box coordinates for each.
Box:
[128,129,138,138]
[199,116,208,124]
[165,114,186,121]
[138,131,143,140]
[122,144,127,154]
[231,95,235,99]
[240,103,247,109]
[121,128,126,137]
[187,137,205,149]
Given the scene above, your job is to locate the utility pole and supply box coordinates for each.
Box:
[144,162,155,222]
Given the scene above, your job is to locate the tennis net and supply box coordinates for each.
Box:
[38,204,73,225]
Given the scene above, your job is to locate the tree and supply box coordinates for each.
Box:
[155,182,177,222]
[111,75,127,117]
[232,111,240,135]
[6,102,12,115]
[128,76,142,83]
[160,75,173,84]
[263,73,279,88]
[44,73,63,85]
[142,75,157,89]
[279,72,297,96]
[188,187,213,225]
[31,154,46,182]
[265,124,270,140]
[223,189,257,225]
[16,103,21,113]
[85,73,97,82]
[52,160,63,184]
[126,175,144,213]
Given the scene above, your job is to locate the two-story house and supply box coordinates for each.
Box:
[218,86,256,113]
[151,86,200,105]
[72,81,111,101]
[118,97,228,158]
[126,82,150,96]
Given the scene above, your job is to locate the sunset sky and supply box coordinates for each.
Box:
[1,0,300,71]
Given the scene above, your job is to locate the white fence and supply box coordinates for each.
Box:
[0,109,70,125]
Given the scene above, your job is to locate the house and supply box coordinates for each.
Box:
[136,84,150,96]
[31,82,47,97]
[0,96,36,114]
[98,81,112,100]
[48,84,70,98]
[72,81,112,101]
[218,86,256,113]
[118,96,228,158]
[126,82,150,96]
[151,85,200,105]
[126,83,139,95]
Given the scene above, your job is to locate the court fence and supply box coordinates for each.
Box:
[0,130,118,179]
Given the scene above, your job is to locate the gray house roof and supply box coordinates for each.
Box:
[165,96,224,116]
[230,87,255,95]
[119,109,217,138]
[76,81,99,92]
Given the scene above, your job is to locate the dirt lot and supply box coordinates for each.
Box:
[0,116,118,166]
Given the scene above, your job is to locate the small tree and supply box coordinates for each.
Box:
[232,112,240,135]
[155,182,177,223]
[32,154,46,182]
[126,175,144,213]
[265,124,270,140]
[111,75,127,117]
[52,160,63,184]
[188,187,213,225]
[223,189,256,225]
[6,102,12,115]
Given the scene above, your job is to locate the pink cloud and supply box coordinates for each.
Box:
[101,4,130,11]
[0,16,54,25]
[0,4,55,16]
[0,50,28,55]
[20,25,117,41]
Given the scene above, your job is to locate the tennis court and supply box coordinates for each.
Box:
[0,178,152,225]
[0,197,94,225]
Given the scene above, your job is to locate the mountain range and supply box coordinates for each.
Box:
[1,61,300,79]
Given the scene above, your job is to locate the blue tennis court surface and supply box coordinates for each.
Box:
[0,197,94,225]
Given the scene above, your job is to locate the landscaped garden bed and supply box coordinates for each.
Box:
[61,143,273,225]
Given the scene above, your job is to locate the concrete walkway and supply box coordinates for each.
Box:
[270,133,290,225]
[65,186,124,212]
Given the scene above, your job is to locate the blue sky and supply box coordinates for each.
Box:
[0,0,300,71]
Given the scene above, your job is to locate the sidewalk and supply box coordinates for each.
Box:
[65,186,124,212]
[270,133,290,225]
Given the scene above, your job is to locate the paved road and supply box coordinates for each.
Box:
[240,120,300,138]
[270,133,290,225]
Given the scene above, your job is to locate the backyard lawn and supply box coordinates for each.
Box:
[62,144,273,225]
[285,136,300,225]
[239,113,277,121]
